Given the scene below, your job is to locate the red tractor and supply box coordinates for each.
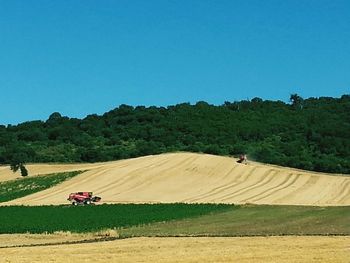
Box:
[67,192,101,205]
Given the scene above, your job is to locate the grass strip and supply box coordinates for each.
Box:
[0,203,232,234]
[119,205,350,237]
[0,171,84,202]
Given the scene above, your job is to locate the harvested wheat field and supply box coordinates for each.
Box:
[0,232,101,248]
[0,162,107,182]
[0,236,349,263]
[2,153,350,206]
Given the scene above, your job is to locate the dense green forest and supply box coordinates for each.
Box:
[0,94,349,174]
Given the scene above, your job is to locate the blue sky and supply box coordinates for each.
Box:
[0,0,349,124]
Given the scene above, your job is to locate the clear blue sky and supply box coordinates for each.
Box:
[0,0,349,125]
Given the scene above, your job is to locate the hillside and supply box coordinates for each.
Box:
[3,153,349,206]
[0,163,104,182]
[1,95,350,174]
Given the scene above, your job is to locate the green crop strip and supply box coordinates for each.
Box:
[0,204,232,234]
[0,171,84,203]
[120,205,350,237]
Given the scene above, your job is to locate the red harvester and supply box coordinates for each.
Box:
[67,192,101,205]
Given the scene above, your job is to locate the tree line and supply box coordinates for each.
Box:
[1,94,349,174]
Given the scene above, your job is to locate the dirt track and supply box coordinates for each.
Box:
[2,153,350,206]
[0,236,348,263]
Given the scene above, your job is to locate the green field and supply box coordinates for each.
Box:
[0,171,83,203]
[120,205,350,237]
[0,204,348,236]
[0,204,230,234]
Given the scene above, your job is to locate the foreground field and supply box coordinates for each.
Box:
[0,236,348,263]
[3,153,350,206]
[0,204,348,262]
[0,203,348,262]
[0,204,229,234]
[0,204,348,235]
[120,205,350,237]
[0,232,104,248]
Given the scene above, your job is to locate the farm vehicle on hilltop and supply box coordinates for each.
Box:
[237,154,248,164]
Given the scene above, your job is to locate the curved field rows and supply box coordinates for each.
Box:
[2,153,350,206]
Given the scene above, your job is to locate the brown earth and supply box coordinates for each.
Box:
[0,236,349,263]
[2,153,350,206]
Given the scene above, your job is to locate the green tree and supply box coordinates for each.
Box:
[10,162,28,177]
[0,95,349,174]
[10,155,28,177]
[290,93,304,109]
[19,164,28,177]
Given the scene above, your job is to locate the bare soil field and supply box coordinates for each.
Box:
[2,153,350,206]
[0,236,348,263]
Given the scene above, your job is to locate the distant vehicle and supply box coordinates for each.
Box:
[237,154,248,164]
[67,192,101,205]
